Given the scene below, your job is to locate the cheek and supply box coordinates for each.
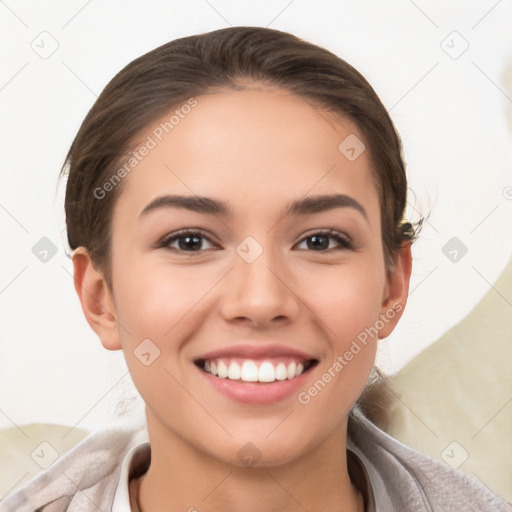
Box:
[296,258,384,403]
[304,260,385,342]
[111,262,211,402]
[112,259,220,347]
[295,279,381,418]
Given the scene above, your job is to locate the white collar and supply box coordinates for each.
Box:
[111,440,150,511]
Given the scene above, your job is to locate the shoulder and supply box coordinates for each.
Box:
[348,406,511,512]
[0,418,148,512]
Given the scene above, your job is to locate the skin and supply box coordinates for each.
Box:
[73,85,412,512]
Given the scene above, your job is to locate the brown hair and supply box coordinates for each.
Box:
[61,26,419,288]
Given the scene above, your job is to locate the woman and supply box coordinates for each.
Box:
[1,26,508,512]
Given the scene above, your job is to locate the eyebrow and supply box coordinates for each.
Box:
[139,193,369,223]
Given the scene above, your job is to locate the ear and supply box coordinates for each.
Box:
[378,241,413,339]
[72,247,122,351]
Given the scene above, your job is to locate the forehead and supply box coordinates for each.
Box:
[114,86,379,223]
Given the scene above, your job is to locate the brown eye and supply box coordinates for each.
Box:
[296,230,353,252]
[160,230,217,252]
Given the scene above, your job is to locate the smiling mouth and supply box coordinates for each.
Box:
[194,357,318,383]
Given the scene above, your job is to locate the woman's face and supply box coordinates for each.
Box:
[82,86,409,467]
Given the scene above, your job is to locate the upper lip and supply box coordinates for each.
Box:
[194,344,317,362]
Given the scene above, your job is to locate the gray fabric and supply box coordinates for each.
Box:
[1,407,509,512]
[349,406,511,511]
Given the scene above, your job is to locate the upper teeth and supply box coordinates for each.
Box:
[203,359,306,383]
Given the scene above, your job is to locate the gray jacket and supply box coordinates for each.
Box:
[1,407,510,511]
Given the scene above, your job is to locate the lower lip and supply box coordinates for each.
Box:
[196,364,316,404]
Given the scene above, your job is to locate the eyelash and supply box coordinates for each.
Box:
[157,228,354,253]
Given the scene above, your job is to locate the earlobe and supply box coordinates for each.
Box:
[378,241,413,339]
[72,248,122,351]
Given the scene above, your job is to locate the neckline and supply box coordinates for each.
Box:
[127,450,370,512]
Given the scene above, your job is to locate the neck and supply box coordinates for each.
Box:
[136,411,364,512]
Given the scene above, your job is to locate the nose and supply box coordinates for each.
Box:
[218,243,300,328]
